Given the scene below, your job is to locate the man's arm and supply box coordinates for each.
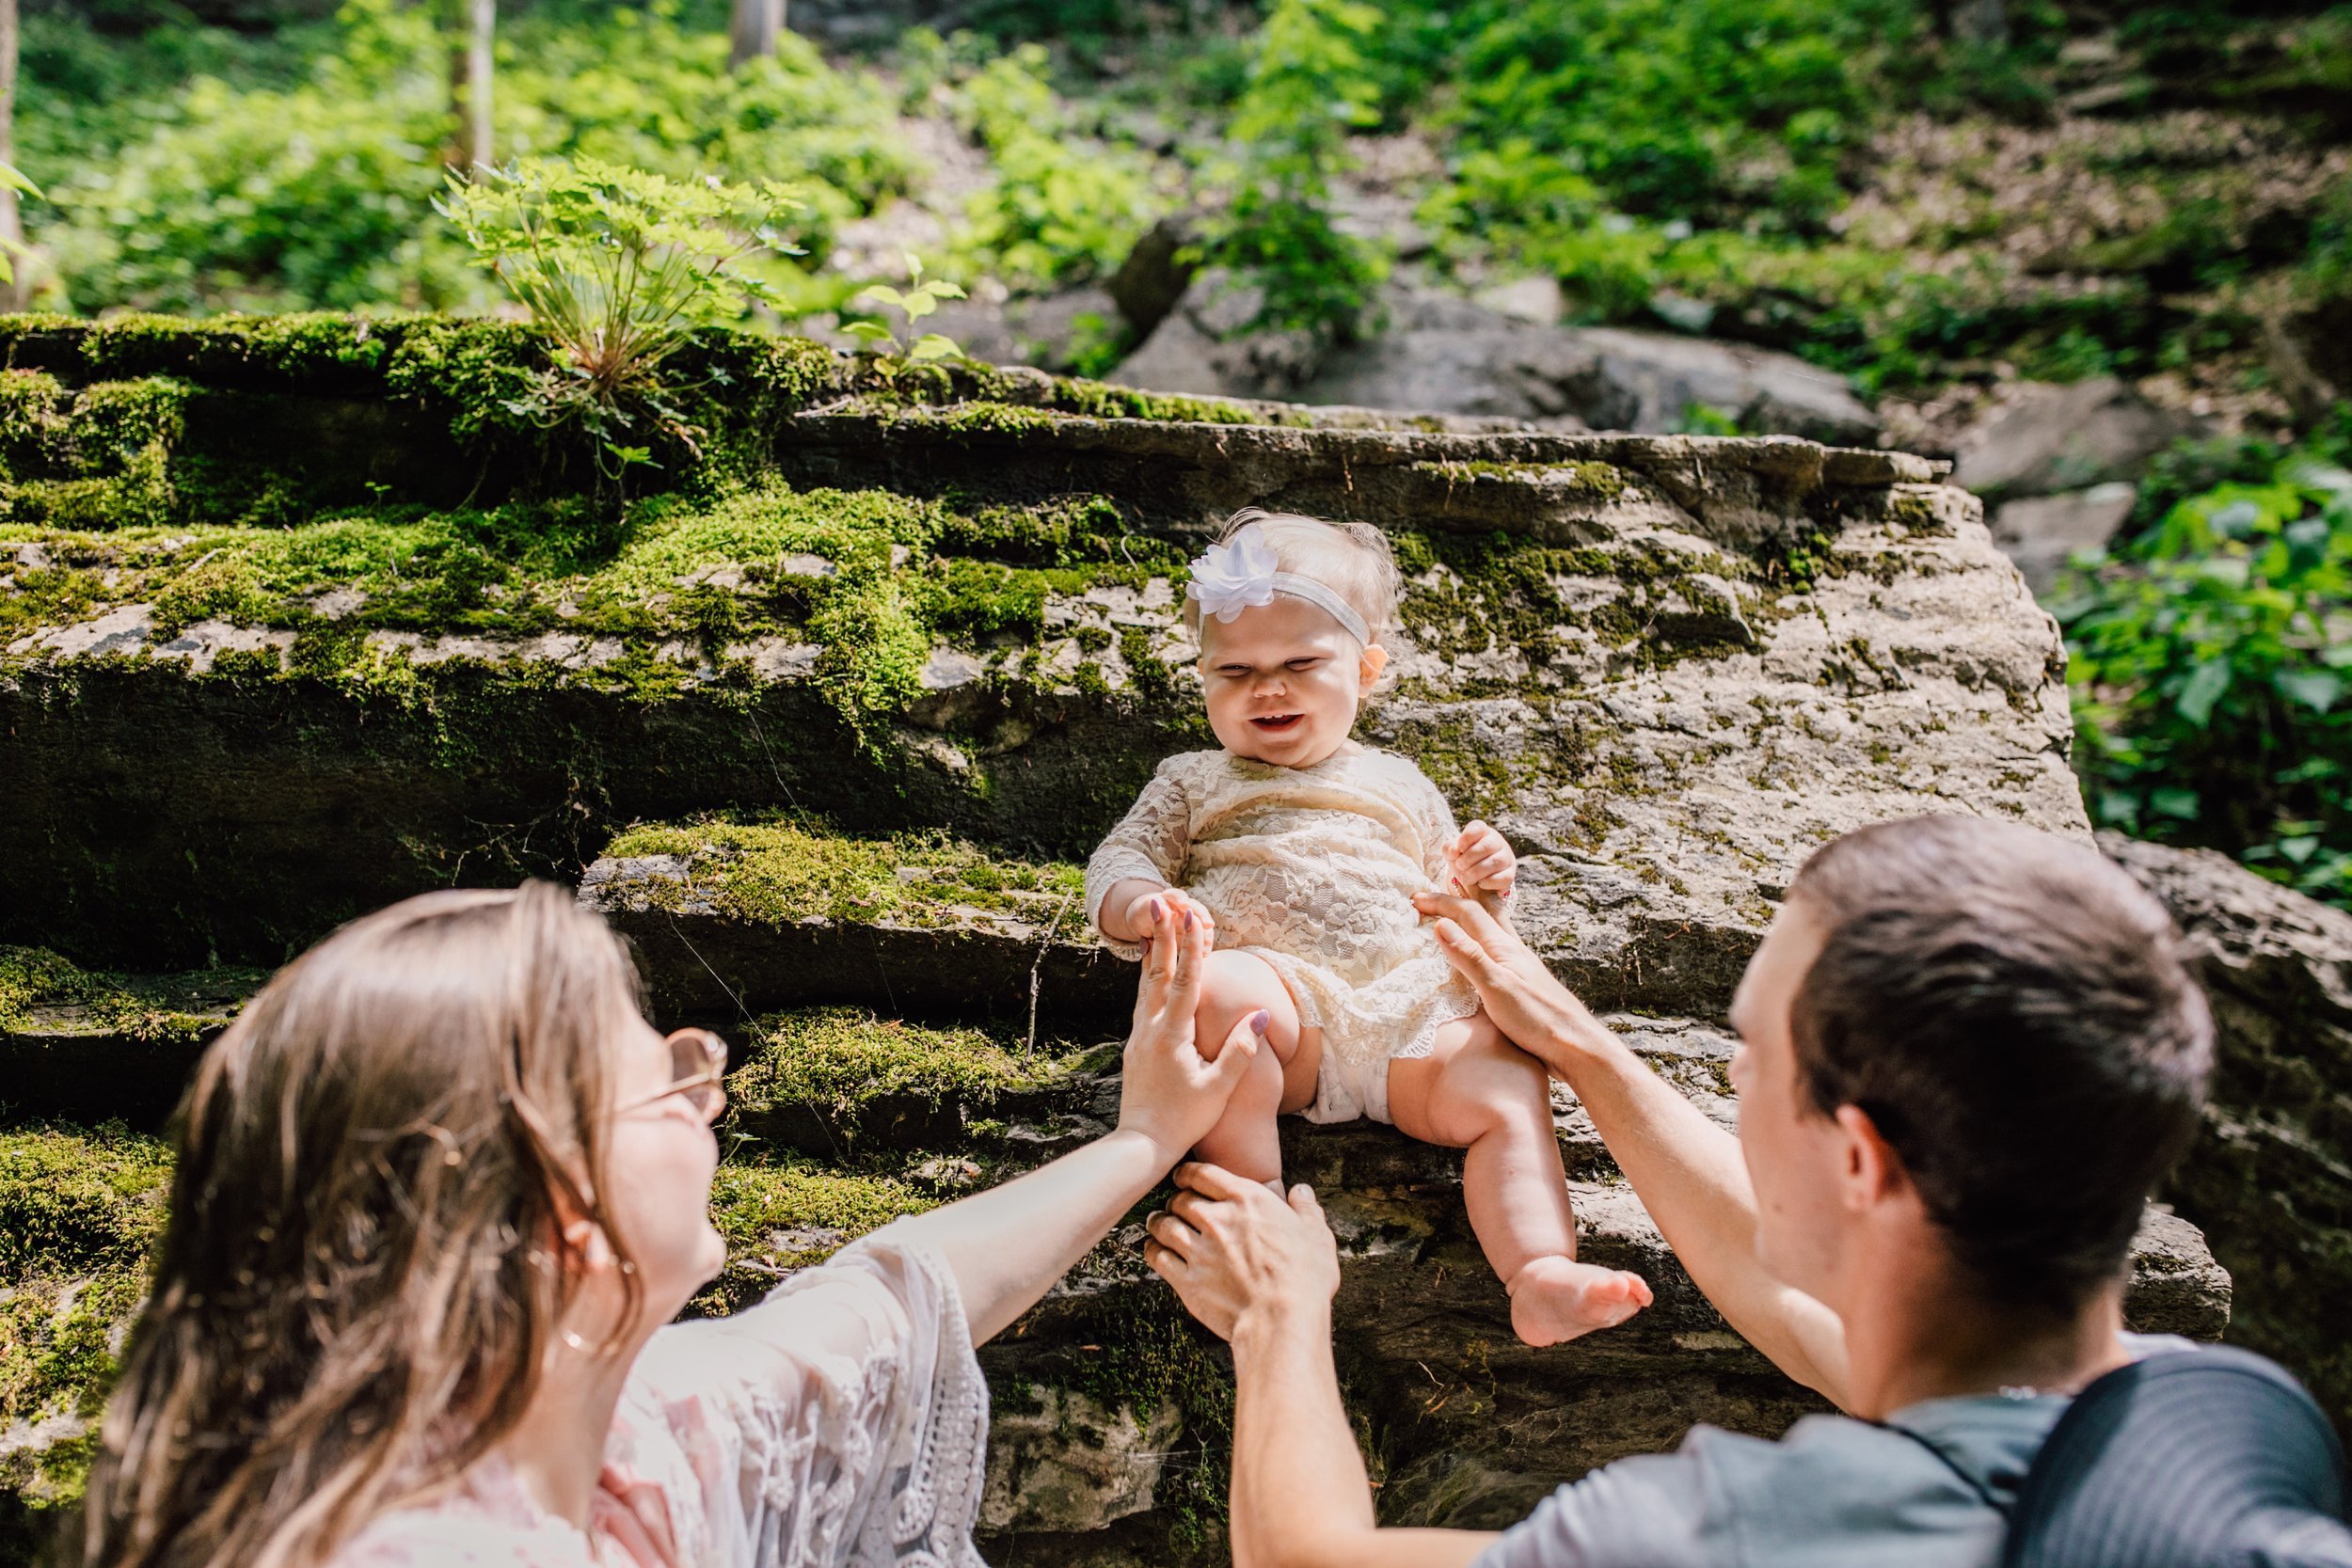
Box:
[1146,1166,1498,1568]
[1414,894,1851,1408]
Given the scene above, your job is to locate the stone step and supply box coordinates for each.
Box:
[0,948,258,1126]
[576,818,1136,1028]
[5,324,2001,987]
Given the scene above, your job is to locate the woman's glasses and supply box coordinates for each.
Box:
[615,1028,728,1123]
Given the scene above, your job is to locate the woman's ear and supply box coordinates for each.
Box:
[1358,642,1390,693]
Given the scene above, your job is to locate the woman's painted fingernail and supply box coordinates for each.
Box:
[1248,1008,1270,1036]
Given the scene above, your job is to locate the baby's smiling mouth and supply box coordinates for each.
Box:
[1250,712,1305,732]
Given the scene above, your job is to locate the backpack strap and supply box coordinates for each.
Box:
[2003,1345,2348,1568]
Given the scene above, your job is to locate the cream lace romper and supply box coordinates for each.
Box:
[1085,743,1484,1124]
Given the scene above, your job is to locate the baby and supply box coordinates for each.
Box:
[1086,509,1651,1347]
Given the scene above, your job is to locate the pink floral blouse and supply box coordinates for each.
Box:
[329,1230,990,1568]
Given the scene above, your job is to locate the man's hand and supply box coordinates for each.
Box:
[1143,1163,1341,1342]
[1412,890,1605,1078]
[1115,902,1264,1167]
[1445,820,1517,897]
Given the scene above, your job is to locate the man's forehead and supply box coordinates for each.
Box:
[1734,900,1828,1034]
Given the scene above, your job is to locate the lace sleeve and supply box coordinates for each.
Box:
[1085,759,1195,960]
[1407,766,1464,888]
[628,1227,989,1568]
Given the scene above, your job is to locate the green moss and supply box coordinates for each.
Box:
[0,1124,172,1511]
[601,815,1089,934]
[809,570,930,755]
[1408,458,1629,499]
[1055,1287,1239,1547]
[1038,377,1306,428]
[731,1006,1099,1117]
[58,311,391,384]
[0,947,255,1047]
[696,1154,939,1313]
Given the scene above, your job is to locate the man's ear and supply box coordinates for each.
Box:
[1833,1103,1912,1212]
[1358,642,1390,693]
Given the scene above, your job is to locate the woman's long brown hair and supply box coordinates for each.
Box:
[78,883,647,1568]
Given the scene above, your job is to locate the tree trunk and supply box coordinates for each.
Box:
[729,0,787,71]
[0,0,24,311]
[466,0,495,169]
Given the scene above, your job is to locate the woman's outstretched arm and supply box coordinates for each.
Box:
[882,898,1265,1343]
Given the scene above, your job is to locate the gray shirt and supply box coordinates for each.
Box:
[1474,1338,2193,1568]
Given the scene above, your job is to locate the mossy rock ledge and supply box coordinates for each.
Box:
[0,317,2227,1565]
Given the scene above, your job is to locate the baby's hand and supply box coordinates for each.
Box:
[1447,821,1517,897]
[1124,885,1216,944]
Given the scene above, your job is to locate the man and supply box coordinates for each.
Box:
[1141,816,2216,1568]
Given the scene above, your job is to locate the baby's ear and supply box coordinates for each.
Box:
[1358,642,1390,692]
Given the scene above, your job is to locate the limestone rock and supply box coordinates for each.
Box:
[2100,833,2352,1436]
[1991,481,2138,594]
[917,286,1125,374]
[1104,269,1329,402]
[1567,326,1879,445]
[1107,284,1877,443]
[1951,377,2201,501]
[980,1389,1185,1534]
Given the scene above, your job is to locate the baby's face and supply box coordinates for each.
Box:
[1197,595,1374,768]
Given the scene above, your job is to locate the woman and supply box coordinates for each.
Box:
[77,880,1258,1568]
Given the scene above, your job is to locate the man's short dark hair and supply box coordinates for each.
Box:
[1787,816,2214,1314]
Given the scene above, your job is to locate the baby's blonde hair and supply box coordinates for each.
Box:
[1184,507,1405,646]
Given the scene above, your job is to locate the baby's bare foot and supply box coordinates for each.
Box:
[1505,1256,1653,1347]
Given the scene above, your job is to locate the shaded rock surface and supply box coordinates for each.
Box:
[1991,481,2138,594]
[1951,375,2202,502]
[2101,833,2352,1440]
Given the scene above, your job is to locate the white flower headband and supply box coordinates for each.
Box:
[1184,524,1373,645]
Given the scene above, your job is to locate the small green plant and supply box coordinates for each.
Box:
[1208,0,1389,337]
[844,253,968,362]
[2058,424,2352,904]
[436,157,804,475]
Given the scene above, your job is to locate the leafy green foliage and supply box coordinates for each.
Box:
[34,0,910,316]
[1204,0,1388,337]
[846,255,970,362]
[437,157,802,470]
[2059,422,2352,903]
[946,44,1164,293]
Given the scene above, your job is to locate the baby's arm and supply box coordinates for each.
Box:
[1085,764,1207,954]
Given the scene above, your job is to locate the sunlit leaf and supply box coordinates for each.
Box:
[2174,658,2232,727]
[2278,670,2344,712]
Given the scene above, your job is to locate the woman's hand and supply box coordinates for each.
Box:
[1143,1163,1341,1342]
[880,901,1263,1344]
[1445,821,1517,897]
[1116,896,1263,1168]
[1411,891,1605,1078]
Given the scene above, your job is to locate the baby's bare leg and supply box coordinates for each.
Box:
[1188,950,1318,1187]
[1387,1012,1651,1347]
